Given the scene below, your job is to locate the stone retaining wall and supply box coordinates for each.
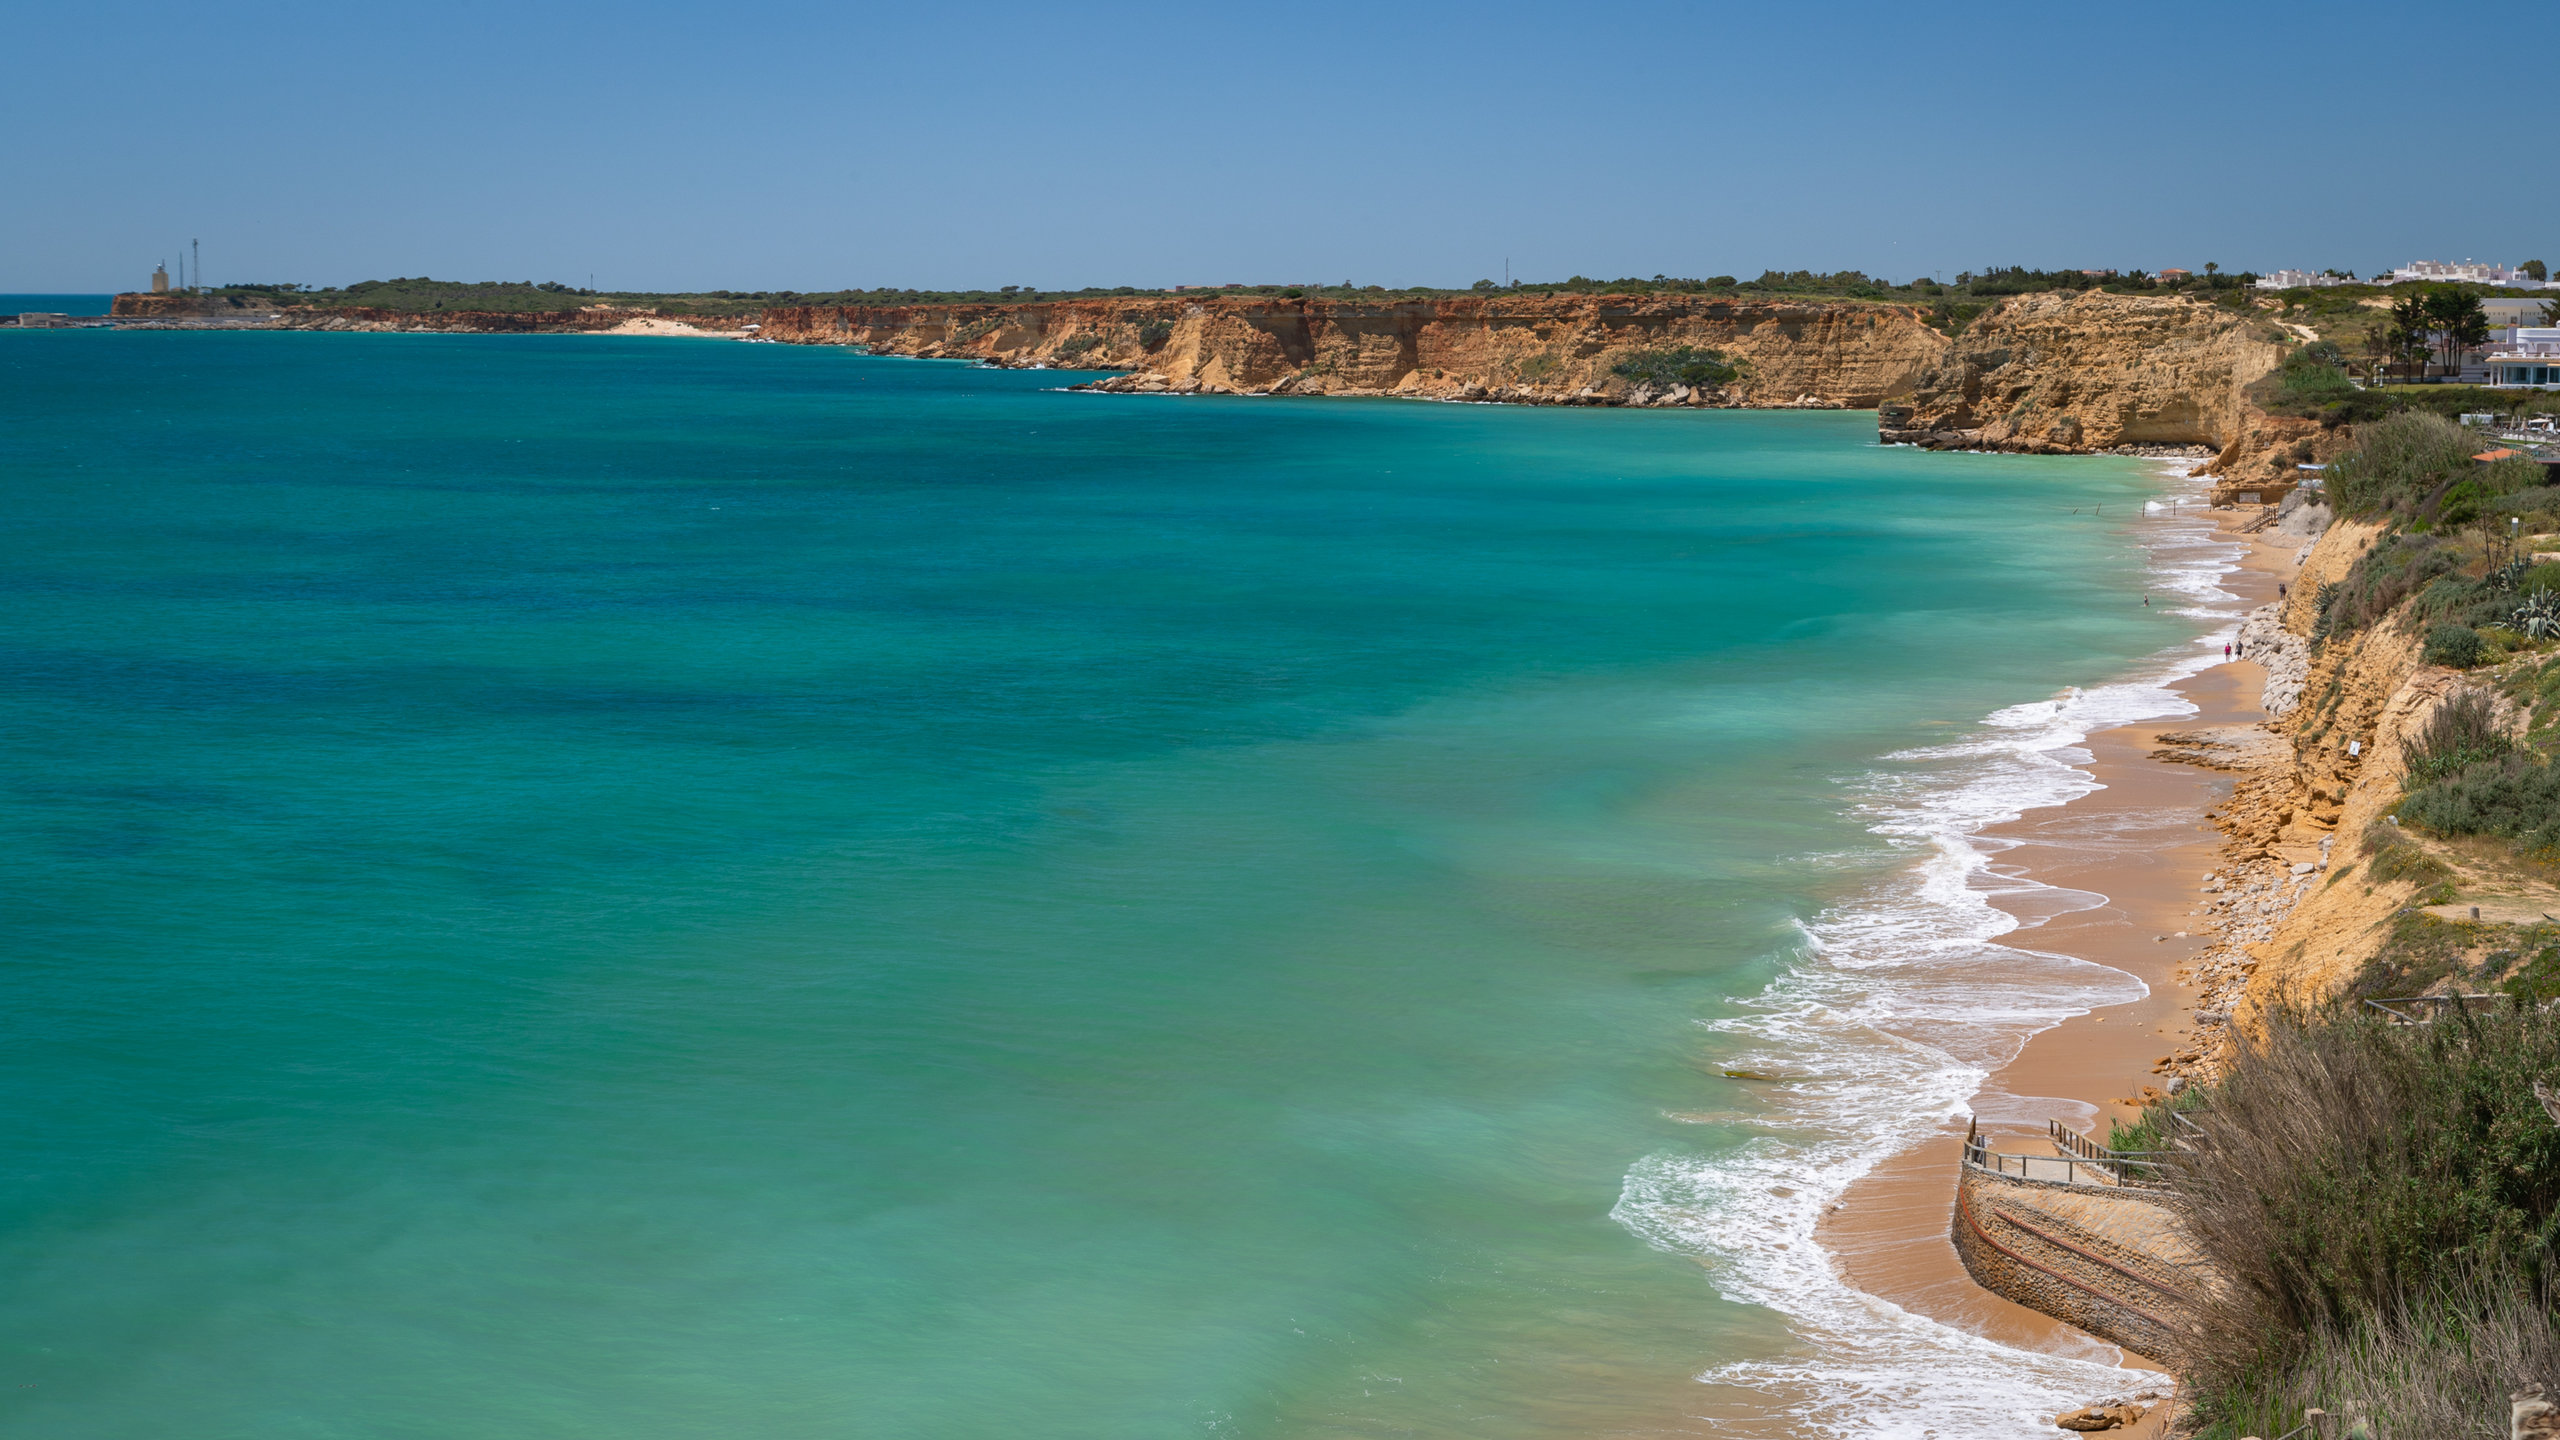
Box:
[1951,1162,2203,1360]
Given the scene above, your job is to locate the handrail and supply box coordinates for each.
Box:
[2048,1118,2175,1183]
[1955,1117,2181,1183]
[2364,993,2503,1023]
[1963,1137,2170,1189]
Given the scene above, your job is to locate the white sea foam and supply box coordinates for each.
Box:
[1612,462,2246,1435]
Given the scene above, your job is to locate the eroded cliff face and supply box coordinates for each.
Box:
[1883,292,2293,466]
[2177,518,2456,1048]
[759,295,1951,408]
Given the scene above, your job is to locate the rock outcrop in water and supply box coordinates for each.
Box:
[758,295,1951,408]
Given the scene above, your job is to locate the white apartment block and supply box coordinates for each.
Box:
[2485,327,2560,388]
[2389,260,2554,289]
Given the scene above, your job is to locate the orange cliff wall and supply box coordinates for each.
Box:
[1883,291,2296,463]
[757,295,1952,409]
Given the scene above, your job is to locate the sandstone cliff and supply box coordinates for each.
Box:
[1883,292,2291,461]
[759,295,1950,408]
[2157,513,2560,1070]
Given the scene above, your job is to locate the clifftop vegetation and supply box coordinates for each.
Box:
[2252,342,2560,431]
[2324,411,2550,523]
[185,264,2328,320]
[2163,1008,2560,1439]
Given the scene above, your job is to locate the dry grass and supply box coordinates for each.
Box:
[2161,1007,2560,1436]
[2198,1270,2560,1440]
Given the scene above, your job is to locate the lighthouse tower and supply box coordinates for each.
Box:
[151,263,170,295]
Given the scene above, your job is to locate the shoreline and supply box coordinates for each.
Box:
[1814,493,2306,1396]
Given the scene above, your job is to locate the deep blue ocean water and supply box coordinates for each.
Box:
[0,332,2206,1438]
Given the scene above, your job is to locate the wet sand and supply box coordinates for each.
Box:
[1816,511,2296,1369]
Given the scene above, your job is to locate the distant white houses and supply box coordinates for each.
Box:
[2389,259,2554,289]
[2253,269,2357,290]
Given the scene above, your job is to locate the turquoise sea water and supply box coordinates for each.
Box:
[1,296,112,317]
[0,333,2201,1438]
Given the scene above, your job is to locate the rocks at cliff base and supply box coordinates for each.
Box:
[2239,602,2311,717]
[2054,1384,2173,1433]
[2101,443,2218,458]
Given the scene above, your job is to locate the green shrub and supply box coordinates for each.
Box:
[1052,334,1102,359]
[2423,622,2485,668]
[1135,320,1172,348]
[2398,755,2560,857]
[2402,688,2514,784]
[2107,1083,2208,1153]
[2409,575,2485,624]
[2255,344,2360,418]
[2172,1006,2560,1424]
[2362,822,2456,887]
[1608,345,1739,390]
[2319,533,2462,638]
[1926,300,1991,335]
[2347,909,2472,1000]
[2502,944,2560,1003]
[2329,411,2535,520]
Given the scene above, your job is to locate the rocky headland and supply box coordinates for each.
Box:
[758,293,1949,408]
[763,288,2346,484]
[107,292,755,336]
[1878,289,2354,491]
[107,284,2357,487]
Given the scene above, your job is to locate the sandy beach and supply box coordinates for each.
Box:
[1816,505,2303,1379]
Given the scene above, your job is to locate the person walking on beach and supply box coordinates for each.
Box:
[2224,642,2232,660]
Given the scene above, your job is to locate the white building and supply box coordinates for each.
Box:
[2483,327,2560,388]
[2389,259,2554,289]
[2253,269,2357,290]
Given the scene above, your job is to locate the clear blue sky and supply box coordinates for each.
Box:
[7,0,2550,294]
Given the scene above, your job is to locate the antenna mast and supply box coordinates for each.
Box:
[193,238,201,292]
